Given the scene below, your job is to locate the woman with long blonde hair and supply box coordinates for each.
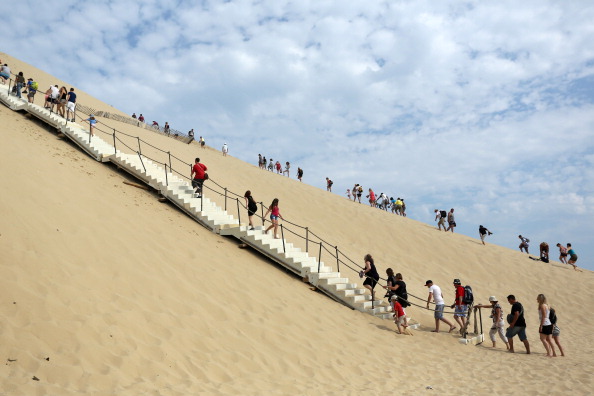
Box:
[537,294,556,357]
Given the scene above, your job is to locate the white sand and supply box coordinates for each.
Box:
[1,52,593,395]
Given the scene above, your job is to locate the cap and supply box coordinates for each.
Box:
[489,296,498,302]
[390,295,399,301]
[27,78,33,80]
[453,278,461,285]
[89,114,94,117]
[424,280,432,286]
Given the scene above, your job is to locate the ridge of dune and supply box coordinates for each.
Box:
[1,53,593,395]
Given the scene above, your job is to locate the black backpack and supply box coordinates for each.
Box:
[463,285,474,305]
[440,210,447,218]
[549,308,557,325]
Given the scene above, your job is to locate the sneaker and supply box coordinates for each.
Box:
[249,227,255,230]
[195,194,202,198]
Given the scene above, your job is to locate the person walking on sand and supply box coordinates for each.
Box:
[567,243,580,271]
[550,306,565,356]
[478,225,492,245]
[536,294,555,357]
[556,243,568,264]
[518,235,530,254]
[506,295,530,354]
[361,254,380,304]
[435,209,447,231]
[390,295,412,335]
[474,296,510,349]
[326,177,333,192]
[264,198,283,238]
[283,162,290,177]
[244,190,258,231]
[346,189,351,200]
[190,157,208,198]
[352,184,359,202]
[200,136,205,149]
[446,208,456,232]
[267,159,274,171]
[356,184,363,203]
[222,143,228,156]
[297,167,303,182]
[450,279,467,333]
[275,161,282,174]
[425,280,456,333]
[367,188,376,207]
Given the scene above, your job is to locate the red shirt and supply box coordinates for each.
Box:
[192,163,207,180]
[455,285,465,306]
[393,301,405,317]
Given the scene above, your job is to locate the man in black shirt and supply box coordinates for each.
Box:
[505,295,531,354]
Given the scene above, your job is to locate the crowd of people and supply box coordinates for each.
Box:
[360,263,566,356]
[0,63,78,121]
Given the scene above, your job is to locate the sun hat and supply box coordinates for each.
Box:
[489,296,498,302]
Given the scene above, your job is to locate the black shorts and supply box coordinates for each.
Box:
[540,324,553,335]
[248,209,256,216]
[363,277,378,289]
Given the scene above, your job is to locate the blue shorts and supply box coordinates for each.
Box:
[0,72,9,79]
[506,326,527,341]
[434,304,445,319]
[454,305,467,317]
[270,215,279,221]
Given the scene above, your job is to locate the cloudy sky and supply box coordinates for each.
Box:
[3,0,594,270]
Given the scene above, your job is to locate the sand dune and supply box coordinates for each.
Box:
[1,52,593,395]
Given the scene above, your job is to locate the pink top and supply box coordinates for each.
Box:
[271,206,280,216]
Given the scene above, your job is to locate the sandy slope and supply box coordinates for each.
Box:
[1,52,593,395]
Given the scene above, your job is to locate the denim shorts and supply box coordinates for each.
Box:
[434,304,445,319]
[454,305,467,317]
[270,214,279,221]
[505,326,527,341]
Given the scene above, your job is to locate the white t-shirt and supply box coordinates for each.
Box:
[429,284,444,305]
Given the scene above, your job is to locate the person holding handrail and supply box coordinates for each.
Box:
[361,254,380,304]
[85,114,97,137]
[244,190,258,231]
[14,71,25,99]
[191,157,208,198]
[264,198,283,239]
[474,296,510,349]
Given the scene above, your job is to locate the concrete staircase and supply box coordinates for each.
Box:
[0,83,397,321]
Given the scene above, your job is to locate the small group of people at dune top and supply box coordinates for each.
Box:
[346,185,406,215]
[519,237,580,271]
[434,208,456,232]
[258,155,301,180]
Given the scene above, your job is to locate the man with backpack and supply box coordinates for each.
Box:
[506,295,531,354]
[434,209,447,231]
[450,279,470,333]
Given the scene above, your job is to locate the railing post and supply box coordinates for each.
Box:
[168,151,172,171]
[200,194,203,212]
[317,242,322,273]
[137,137,142,155]
[236,198,241,225]
[280,224,286,252]
[164,163,169,186]
[261,202,265,227]
[305,227,309,253]
[224,188,227,211]
[336,246,339,273]
[112,130,117,154]
[88,124,91,143]
[137,151,146,172]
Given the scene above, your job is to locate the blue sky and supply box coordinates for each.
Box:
[3,0,594,269]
